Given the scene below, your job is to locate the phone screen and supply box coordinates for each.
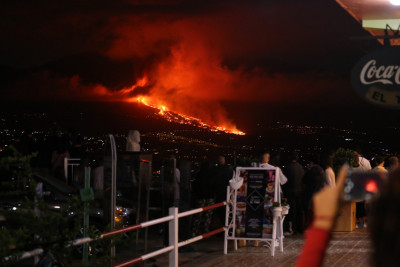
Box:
[343,171,384,201]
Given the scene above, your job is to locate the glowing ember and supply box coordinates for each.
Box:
[133,96,245,135]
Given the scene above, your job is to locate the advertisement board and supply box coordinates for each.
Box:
[235,168,277,239]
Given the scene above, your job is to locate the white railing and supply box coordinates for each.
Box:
[6,202,227,267]
[64,157,81,183]
[108,202,227,267]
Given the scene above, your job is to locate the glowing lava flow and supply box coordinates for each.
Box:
[134,96,245,135]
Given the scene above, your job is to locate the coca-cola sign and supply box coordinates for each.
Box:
[351,46,400,108]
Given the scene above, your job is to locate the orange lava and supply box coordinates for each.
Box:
[129,96,245,135]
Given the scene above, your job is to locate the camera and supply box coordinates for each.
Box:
[343,171,384,201]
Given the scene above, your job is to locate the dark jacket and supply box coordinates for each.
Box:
[283,161,304,195]
[192,162,215,199]
[303,164,325,210]
[213,164,234,202]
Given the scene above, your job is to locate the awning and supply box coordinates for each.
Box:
[336,0,400,45]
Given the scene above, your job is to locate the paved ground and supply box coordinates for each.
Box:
[120,228,371,267]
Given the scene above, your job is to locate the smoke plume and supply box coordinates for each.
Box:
[1,0,371,130]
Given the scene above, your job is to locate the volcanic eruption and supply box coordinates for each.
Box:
[1,0,359,134]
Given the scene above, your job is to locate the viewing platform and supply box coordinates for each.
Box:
[120,228,371,267]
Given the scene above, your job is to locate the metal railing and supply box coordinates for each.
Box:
[6,201,227,267]
[106,201,226,267]
[113,202,226,267]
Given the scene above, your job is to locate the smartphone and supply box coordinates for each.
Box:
[343,171,384,201]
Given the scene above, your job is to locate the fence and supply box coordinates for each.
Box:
[6,201,227,267]
[112,202,226,267]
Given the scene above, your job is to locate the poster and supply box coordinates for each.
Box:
[235,168,276,238]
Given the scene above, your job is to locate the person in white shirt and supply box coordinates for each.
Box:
[354,149,371,228]
[259,152,288,185]
[355,149,371,171]
[258,152,287,246]
[325,167,336,188]
[322,153,336,188]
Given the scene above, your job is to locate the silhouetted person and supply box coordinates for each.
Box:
[213,155,234,226]
[162,154,180,246]
[302,155,325,229]
[353,149,371,228]
[387,156,399,173]
[283,151,304,234]
[192,161,215,237]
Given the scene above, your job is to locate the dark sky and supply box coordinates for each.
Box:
[1,0,394,131]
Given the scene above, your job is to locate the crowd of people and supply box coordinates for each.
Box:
[277,149,399,235]
[190,155,233,237]
[188,148,400,266]
[177,147,400,241]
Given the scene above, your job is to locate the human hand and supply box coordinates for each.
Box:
[312,164,349,230]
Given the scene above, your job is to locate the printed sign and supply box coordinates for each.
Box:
[351,46,400,109]
[235,168,276,238]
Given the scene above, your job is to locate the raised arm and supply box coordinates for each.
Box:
[296,165,348,267]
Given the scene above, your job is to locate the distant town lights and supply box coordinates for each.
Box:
[390,0,400,5]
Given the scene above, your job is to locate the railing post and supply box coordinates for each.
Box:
[64,157,68,183]
[108,134,117,258]
[169,207,178,267]
[82,167,91,262]
[224,185,229,254]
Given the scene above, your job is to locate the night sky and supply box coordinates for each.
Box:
[0,0,397,132]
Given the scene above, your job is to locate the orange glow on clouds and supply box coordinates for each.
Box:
[14,7,341,134]
[115,68,246,135]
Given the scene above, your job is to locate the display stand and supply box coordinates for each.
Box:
[224,167,286,256]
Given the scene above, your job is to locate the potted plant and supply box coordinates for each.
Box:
[281,198,290,215]
[272,202,282,217]
[333,147,358,175]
